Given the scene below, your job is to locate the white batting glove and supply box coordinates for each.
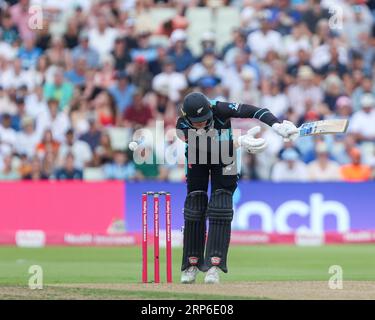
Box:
[237,126,267,154]
[272,120,299,141]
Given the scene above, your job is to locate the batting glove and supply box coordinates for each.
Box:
[272,120,299,141]
[237,126,267,154]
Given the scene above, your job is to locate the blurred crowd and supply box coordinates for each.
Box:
[0,0,374,182]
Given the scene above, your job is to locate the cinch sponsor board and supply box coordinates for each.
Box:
[125,181,375,234]
[0,181,374,245]
[232,182,375,234]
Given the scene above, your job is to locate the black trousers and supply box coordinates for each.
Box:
[186,163,239,194]
[182,162,238,272]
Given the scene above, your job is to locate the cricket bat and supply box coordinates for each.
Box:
[299,119,349,137]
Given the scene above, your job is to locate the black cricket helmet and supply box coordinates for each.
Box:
[181,92,213,123]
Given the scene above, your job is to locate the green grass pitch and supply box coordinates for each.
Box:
[0,245,374,299]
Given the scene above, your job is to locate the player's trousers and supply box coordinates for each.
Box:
[181,162,238,272]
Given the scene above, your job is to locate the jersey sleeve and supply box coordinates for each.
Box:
[215,101,281,127]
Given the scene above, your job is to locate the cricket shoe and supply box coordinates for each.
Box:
[204,266,220,284]
[181,266,199,284]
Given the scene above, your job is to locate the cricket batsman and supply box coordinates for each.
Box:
[176,92,299,284]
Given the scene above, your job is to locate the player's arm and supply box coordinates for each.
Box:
[215,101,280,126]
[215,101,299,141]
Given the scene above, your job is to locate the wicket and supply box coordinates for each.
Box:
[142,191,172,283]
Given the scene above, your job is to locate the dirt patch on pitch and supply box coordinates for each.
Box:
[54,281,375,300]
[1,282,374,299]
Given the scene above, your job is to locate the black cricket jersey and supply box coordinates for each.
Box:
[176,100,280,165]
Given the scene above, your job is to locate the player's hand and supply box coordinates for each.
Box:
[272,120,299,142]
[237,126,267,154]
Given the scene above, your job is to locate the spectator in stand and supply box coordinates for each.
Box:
[41,151,56,178]
[94,132,113,166]
[15,116,39,158]
[229,68,260,106]
[9,0,34,41]
[35,129,60,159]
[0,58,35,91]
[148,46,169,76]
[58,129,92,170]
[340,148,372,182]
[271,148,309,182]
[123,90,154,129]
[111,37,132,71]
[149,87,177,129]
[25,86,48,120]
[94,55,116,89]
[335,95,353,120]
[64,57,87,87]
[348,94,375,142]
[69,98,90,136]
[307,142,341,181]
[284,22,311,64]
[302,0,331,33]
[130,31,158,64]
[322,74,344,112]
[17,153,31,178]
[271,0,302,36]
[287,66,323,117]
[0,86,17,116]
[320,46,348,78]
[43,69,74,111]
[223,51,258,99]
[351,77,375,112]
[0,113,17,148]
[152,56,187,102]
[188,49,226,84]
[94,90,118,127]
[54,153,83,180]
[79,118,102,152]
[200,31,216,57]
[261,80,289,118]
[35,19,52,52]
[1,12,20,45]
[17,36,42,70]
[45,36,71,68]
[103,150,136,180]
[36,99,70,143]
[63,19,80,50]
[343,4,373,50]
[287,48,312,77]
[167,29,194,72]
[23,156,49,180]
[0,155,19,180]
[109,71,136,116]
[247,10,284,60]
[129,55,153,93]
[72,32,100,69]
[88,14,119,62]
